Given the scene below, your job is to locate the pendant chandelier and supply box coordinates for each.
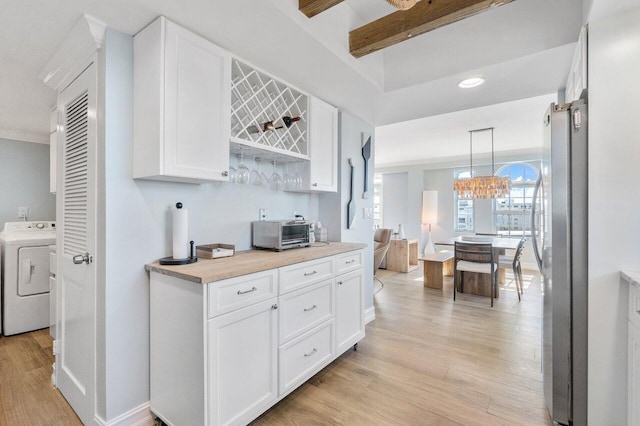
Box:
[386,0,418,11]
[453,127,511,199]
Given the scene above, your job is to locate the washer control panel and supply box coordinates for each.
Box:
[2,221,56,233]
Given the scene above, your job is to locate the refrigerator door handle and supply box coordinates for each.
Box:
[531,175,543,272]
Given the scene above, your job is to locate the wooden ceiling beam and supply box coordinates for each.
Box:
[299,0,344,18]
[349,0,515,58]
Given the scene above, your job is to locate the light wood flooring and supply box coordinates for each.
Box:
[254,267,551,425]
[0,328,81,425]
[0,267,550,426]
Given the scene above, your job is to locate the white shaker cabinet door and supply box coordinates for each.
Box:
[208,298,278,426]
[335,269,365,354]
[134,17,231,183]
[308,96,338,192]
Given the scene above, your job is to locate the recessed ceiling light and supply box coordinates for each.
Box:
[458,77,486,89]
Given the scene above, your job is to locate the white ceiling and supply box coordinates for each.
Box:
[0,0,585,144]
[375,93,557,167]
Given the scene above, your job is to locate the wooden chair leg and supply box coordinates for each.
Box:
[490,269,494,307]
[517,262,524,298]
[513,265,521,301]
[453,268,457,301]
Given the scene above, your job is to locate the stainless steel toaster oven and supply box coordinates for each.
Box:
[251,220,311,251]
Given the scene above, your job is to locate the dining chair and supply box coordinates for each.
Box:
[499,237,526,301]
[373,228,392,294]
[454,242,498,307]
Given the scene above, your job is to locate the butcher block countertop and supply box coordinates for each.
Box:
[145,242,367,284]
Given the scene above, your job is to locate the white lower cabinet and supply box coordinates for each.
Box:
[629,282,640,426]
[208,299,278,426]
[630,321,640,426]
[149,249,365,426]
[279,320,335,395]
[336,269,365,354]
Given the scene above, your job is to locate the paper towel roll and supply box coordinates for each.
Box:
[173,204,189,259]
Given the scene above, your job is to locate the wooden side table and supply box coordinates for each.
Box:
[420,251,454,290]
[386,239,419,273]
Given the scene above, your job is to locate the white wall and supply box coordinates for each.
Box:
[381,172,408,232]
[98,29,319,421]
[0,138,55,227]
[587,7,640,424]
[319,111,375,311]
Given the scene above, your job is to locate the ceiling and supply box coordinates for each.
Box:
[0,0,585,145]
[375,93,556,167]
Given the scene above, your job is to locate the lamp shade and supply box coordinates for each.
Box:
[422,190,438,225]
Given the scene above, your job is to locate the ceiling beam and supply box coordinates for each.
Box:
[349,0,515,58]
[299,0,344,18]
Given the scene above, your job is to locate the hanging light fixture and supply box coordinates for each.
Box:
[453,127,511,199]
[386,0,419,11]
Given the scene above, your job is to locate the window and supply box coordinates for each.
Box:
[494,163,540,238]
[454,170,474,231]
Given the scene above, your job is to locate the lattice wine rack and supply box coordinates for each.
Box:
[230,59,309,161]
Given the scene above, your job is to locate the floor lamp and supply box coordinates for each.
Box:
[422,190,438,255]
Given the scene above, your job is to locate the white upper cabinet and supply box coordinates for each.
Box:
[566,26,587,103]
[308,96,338,192]
[133,17,231,184]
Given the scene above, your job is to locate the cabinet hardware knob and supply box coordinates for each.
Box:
[237,286,257,295]
[304,270,317,276]
[271,304,278,310]
[304,348,318,357]
[338,281,343,285]
[222,171,229,177]
[312,183,318,187]
[304,305,317,312]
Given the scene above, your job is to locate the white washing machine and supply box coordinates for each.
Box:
[0,221,56,336]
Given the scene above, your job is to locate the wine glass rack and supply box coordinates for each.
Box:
[230,59,309,161]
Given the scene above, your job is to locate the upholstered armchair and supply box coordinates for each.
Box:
[373,228,392,293]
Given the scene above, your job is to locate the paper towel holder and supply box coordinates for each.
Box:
[160,240,198,265]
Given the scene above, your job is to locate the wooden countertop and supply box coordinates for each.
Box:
[145,242,367,284]
[622,270,640,289]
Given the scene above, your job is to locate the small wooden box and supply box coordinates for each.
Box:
[196,243,235,259]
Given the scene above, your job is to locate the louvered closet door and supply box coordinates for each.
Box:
[56,62,97,426]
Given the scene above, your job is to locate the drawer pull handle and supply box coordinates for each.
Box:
[304,305,317,312]
[304,270,318,277]
[237,286,258,295]
[338,281,343,285]
[272,304,278,310]
[346,260,355,264]
[304,348,318,357]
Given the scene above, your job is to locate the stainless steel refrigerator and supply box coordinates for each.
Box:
[532,99,588,426]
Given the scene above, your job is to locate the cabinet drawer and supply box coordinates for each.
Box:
[630,283,640,331]
[279,257,334,294]
[208,270,277,318]
[279,279,334,344]
[335,250,363,275]
[279,320,334,395]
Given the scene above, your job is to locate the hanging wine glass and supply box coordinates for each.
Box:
[228,166,237,185]
[282,162,293,191]
[236,152,250,185]
[250,157,264,186]
[293,162,303,190]
[269,160,282,191]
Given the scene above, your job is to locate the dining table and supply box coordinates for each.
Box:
[435,236,520,298]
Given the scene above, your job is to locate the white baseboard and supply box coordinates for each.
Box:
[94,402,154,426]
[364,306,375,324]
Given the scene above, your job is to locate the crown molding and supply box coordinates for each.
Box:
[39,14,106,91]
